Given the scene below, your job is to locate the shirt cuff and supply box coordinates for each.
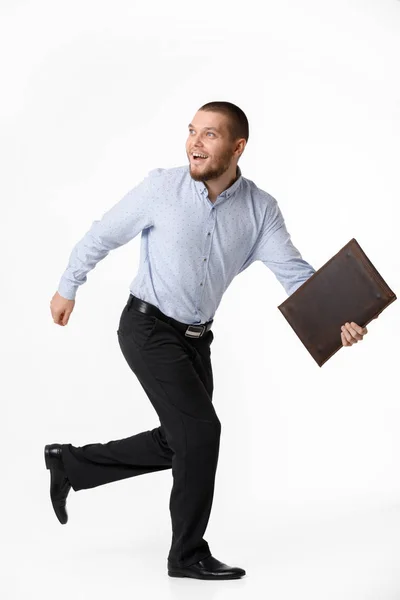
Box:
[57,278,78,301]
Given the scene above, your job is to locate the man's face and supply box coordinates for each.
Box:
[185,111,238,181]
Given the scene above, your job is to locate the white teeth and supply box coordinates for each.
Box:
[193,153,208,158]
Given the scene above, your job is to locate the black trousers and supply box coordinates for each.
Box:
[61,295,219,568]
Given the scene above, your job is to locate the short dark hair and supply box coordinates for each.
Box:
[198,101,249,144]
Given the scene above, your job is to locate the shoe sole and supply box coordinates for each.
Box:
[168,570,244,580]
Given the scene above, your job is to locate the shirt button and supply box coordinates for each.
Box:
[207,232,211,236]
[203,258,207,262]
[200,282,203,286]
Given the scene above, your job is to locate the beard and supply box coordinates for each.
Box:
[188,149,234,182]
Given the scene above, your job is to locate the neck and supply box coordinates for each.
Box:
[204,166,239,203]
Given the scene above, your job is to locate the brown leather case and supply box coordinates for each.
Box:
[277,238,397,367]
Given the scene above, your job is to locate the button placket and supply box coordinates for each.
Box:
[197,211,215,316]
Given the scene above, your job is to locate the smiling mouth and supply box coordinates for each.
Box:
[191,155,209,163]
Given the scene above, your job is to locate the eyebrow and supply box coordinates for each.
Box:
[188,124,220,132]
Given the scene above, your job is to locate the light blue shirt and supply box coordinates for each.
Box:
[57,164,316,324]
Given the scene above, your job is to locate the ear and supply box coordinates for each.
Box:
[235,139,246,157]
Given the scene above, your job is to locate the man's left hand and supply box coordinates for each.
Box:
[341,321,368,347]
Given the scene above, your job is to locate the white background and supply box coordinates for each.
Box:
[2,0,400,598]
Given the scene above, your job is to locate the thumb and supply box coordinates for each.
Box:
[61,310,71,326]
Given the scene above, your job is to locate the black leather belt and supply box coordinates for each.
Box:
[127,294,213,339]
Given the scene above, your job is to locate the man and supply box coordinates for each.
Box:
[47,101,368,580]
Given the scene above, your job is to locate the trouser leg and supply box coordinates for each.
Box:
[116,311,218,567]
[61,424,173,491]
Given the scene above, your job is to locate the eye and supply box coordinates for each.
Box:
[188,129,215,136]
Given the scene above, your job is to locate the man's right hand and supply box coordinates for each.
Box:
[50,291,75,326]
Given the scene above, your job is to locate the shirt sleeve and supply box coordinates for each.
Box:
[57,168,164,300]
[252,196,316,296]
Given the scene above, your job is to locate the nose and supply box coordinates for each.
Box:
[190,131,205,146]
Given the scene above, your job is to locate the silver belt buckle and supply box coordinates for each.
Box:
[185,324,206,338]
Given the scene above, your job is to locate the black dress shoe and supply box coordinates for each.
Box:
[44,443,72,524]
[167,554,246,580]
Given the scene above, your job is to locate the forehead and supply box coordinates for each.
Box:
[188,111,229,133]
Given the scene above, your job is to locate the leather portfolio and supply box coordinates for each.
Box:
[277,238,397,367]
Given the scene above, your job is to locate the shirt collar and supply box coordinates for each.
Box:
[192,165,243,199]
